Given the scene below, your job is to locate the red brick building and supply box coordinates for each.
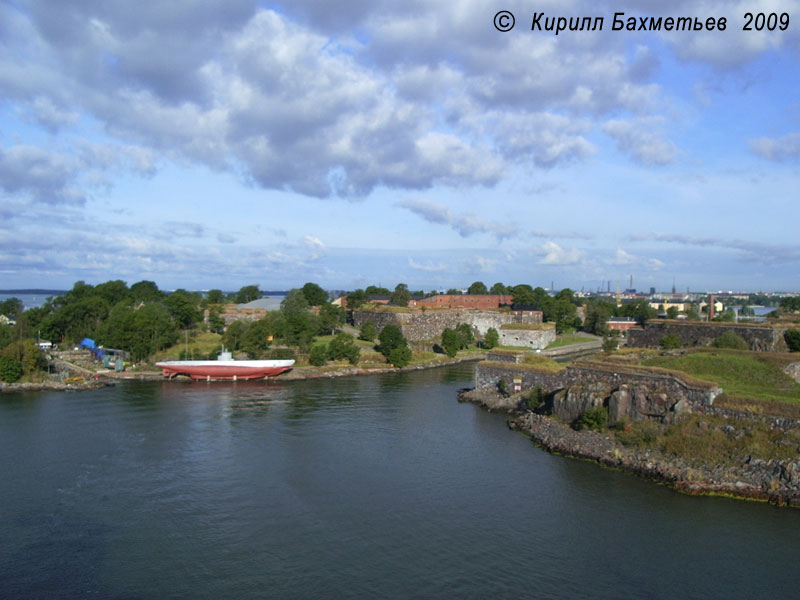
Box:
[606,317,638,333]
[410,294,514,309]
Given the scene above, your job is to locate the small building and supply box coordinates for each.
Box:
[606,317,638,333]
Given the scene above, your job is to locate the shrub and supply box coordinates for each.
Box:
[0,356,23,383]
[785,329,800,352]
[309,344,328,366]
[359,321,377,342]
[527,386,545,410]
[388,345,412,368]
[659,334,682,349]
[328,333,357,361]
[483,327,499,349]
[576,406,608,431]
[497,378,507,395]
[712,331,749,350]
[602,336,618,352]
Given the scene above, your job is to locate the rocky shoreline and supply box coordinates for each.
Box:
[0,378,115,393]
[459,387,800,508]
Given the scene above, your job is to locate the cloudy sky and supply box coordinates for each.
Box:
[2,1,799,293]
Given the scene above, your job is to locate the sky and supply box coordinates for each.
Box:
[1,0,799,293]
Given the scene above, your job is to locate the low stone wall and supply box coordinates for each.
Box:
[353,309,543,342]
[498,326,556,349]
[475,360,721,423]
[627,320,788,352]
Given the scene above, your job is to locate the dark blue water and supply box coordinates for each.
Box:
[1,364,798,599]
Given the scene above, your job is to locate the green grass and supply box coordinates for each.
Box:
[154,331,223,362]
[642,349,800,404]
[545,334,594,349]
[614,415,800,466]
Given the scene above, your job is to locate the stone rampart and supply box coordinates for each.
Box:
[475,360,721,419]
[353,309,543,342]
[498,326,556,349]
[627,320,788,352]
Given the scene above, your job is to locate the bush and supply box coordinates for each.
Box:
[785,329,800,352]
[359,321,377,342]
[388,345,412,368]
[659,334,682,350]
[497,378,507,396]
[576,406,608,431]
[712,331,749,350]
[0,356,22,382]
[527,386,545,410]
[309,344,328,366]
[483,327,499,349]
[441,328,459,358]
[602,336,618,352]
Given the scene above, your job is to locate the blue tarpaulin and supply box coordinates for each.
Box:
[80,338,96,349]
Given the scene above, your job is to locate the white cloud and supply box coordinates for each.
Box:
[537,242,584,266]
[603,117,678,166]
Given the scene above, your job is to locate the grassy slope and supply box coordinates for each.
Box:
[642,349,800,404]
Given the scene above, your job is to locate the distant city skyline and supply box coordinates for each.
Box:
[2,2,799,292]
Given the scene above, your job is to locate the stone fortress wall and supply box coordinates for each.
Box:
[353,308,543,343]
[626,320,789,352]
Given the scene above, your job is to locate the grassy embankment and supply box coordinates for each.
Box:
[606,348,800,466]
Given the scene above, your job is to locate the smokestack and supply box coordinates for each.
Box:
[709,294,715,321]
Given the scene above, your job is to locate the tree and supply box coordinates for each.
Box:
[785,329,800,352]
[489,282,509,295]
[781,297,800,312]
[359,321,377,342]
[241,317,274,358]
[0,339,45,375]
[0,355,22,382]
[483,327,499,349]
[346,289,367,310]
[319,303,345,335]
[94,280,130,306]
[511,284,535,306]
[713,309,736,322]
[301,282,328,306]
[390,283,410,307]
[467,281,488,295]
[207,306,225,334]
[309,344,328,366]
[441,328,459,357]
[666,306,680,320]
[620,299,657,325]
[377,325,408,360]
[205,289,225,305]
[583,300,615,335]
[456,323,474,349]
[446,288,461,295]
[0,297,23,319]
[164,289,201,328]
[236,285,261,304]
[365,285,391,296]
[130,280,163,302]
[279,290,317,349]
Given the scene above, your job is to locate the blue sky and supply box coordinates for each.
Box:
[1,0,799,292]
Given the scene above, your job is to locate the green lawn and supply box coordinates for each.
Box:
[642,349,800,404]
